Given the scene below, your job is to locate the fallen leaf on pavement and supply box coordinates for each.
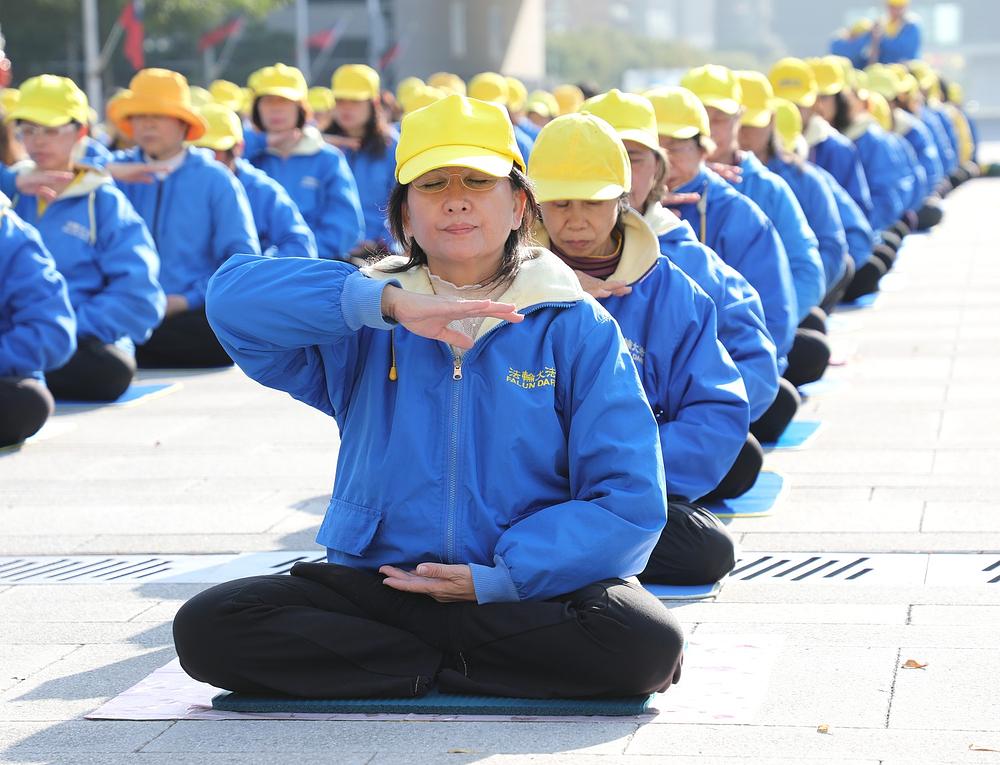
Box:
[817,724,830,734]
[902,659,928,669]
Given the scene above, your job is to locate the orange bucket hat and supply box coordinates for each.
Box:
[112,68,207,141]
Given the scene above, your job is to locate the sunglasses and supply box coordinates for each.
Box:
[411,171,504,194]
[16,122,80,140]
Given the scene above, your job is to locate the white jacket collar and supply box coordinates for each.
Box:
[843,113,877,142]
[269,125,328,157]
[641,201,684,238]
[804,114,837,148]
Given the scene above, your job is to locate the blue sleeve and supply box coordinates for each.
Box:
[882,21,921,63]
[816,164,875,269]
[800,166,849,289]
[839,143,874,220]
[515,128,533,163]
[861,131,907,232]
[0,166,16,198]
[475,309,668,602]
[0,213,77,376]
[925,110,957,174]
[314,150,365,261]
[242,129,267,162]
[206,255,395,417]
[895,136,925,211]
[181,171,261,309]
[908,123,943,191]
[253,176,318,259]
[768,178,825,319]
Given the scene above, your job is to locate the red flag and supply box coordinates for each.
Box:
[308,24,342,51]
[199,15,245,53]
[118,0,145,70]
[378,42,401,70]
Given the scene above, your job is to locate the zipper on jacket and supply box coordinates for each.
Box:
[445,348,463,563]
[150,180,163,246]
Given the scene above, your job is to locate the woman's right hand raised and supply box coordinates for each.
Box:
[380,285,523,349]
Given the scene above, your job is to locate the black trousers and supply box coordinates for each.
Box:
[750,377,800,444]
[820,256,855,315]
[916,200,944,231]
[173,563,684,700]
[45,336,135,402]
[0,376,54,447]
[136,308,233,369]
[843,256,889,302]
[701,434,763,502]
[639,501,737,586]
[784,326,831,388]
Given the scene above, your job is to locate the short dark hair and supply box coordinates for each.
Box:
[380,166,540,288]
[251,99,306,133]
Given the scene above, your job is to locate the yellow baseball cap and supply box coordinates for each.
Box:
[401,84,447,114]
[579,88,659,154]
[528,113,630,203]
[0,88,19,116]
[6,75,89,126]
[428,72,466,96]
[947,82,964,104]
[553,84,584,115]
[189,86,213,109]
[736,70,776,128]
[681,64,742,115]
[850,68,870,99]
[807,57,846,96]
[193,103,244,152]
[769,58,818,108]
[249,63,309,106]
[908,60,938,93]
[645,86,710,139]
[332,64,379,101]
[112,68,208,141]
[210,79,244,111]
[396,76,424,105]
[505,76,528,112]
[526,90,559,118]
[468,72,509,104]
[888,0,909,6]
[865,64,899,100]
[773,98,803,155]
[866,91,893,132]
[308,86,335,113]
[395,94,524,184]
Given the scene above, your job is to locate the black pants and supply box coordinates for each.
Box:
[916,200,944,231]
[173,563,684,700]
[45,336,135,402]
[136,308,233,369]
[820,256,855,315]
[843,256,889,302]
[784,326,831,388]
[639,501,737,585]
[750,377,800,444]
[0,376,54,447]
[701,434,763,502]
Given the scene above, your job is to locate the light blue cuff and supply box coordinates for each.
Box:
[470,555,520,604]
[341,269,398,331]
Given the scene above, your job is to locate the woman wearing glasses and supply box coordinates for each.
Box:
[173,95,684,700]
[1,76,163,402]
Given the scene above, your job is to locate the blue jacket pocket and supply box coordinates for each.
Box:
[318,498,383,557]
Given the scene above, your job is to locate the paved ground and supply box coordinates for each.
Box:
[2,178,1000,763]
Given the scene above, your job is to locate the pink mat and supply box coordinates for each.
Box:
[86,634,783,724]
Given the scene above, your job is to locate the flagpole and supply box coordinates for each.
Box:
[214,24,244,79]
[203,47,216,84]
[82,0,103,112]
[366,0,386,71]
[295,0,310,82]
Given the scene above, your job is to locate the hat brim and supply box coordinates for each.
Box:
[774,89,817,108]
[115,96,207,141]
[656,122,701,139]
[532,177,626,204]
[397,145,520,184]
[6,105,79,127]
[253,88,308,105]
[700,96,741,115]
[616,128,660,154]
[816,84,844,96]
[740,107,774,128]
[331,89,375,101]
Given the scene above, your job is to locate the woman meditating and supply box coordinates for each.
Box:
[173,95,684,700]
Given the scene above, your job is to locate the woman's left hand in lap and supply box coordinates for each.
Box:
[380,563,477,603]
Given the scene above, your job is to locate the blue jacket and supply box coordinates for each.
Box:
[929,102,960,170]
[514,123,534,162]
[876,18,922,63]
[111,146,260,309]
[0,196,76,379]
[896,107,943,193]
[235,158,317,260]
[246,127,365,260]
[206,249,669,603]
[830,35,868,70]
[735,152,825,320]
[79,137,112,167]
[768,155,849,291]
[517,118,541,140]
[673,166,797,372]
[537,211,749,501]
[645,203,778,422]
[3,167,164,346]
[811,162,876,269]
[889,131,927,212]
[339,134,398,245]
[920,105,958,174]
[805,114,874,220]
[845,118,908,232]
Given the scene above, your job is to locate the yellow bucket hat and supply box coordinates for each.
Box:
[210,79,244,111]
[553,84,584,115]
[111,68,208,141]
[807,57,846,96]
[866,92,893,132]
[579,89,659,154]
[401,84,447,115]
[769,58,818,108]
[332,64,380,101]
[528,113,630,203]
[773,98,803,155]
[193,103,244,152]
[0,88,20,116]
[396,76,424,106]
[681,64,742,115]
[395,94,524,184]
[6,75,89,127]
[428,72,466,96]
[308,86,335,114]
[526,90,559,119]
[736,70,776,128]
[505,76,528,112]
[468,72,509,104]
[645,86,710,140]
[249,63,309,106]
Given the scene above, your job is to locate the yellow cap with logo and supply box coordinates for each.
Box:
[308,86,335,113]
[526,90,559,119]
[736,70,776,128]
[772,98,803,155]
[579,88,659,154]
[395,94,524,184]
[553,84,584,115]
[769,58,818,108]
[428,72,466,96]
[528,113,630,203]
[193,103,244,151]
[332,64,380,101]
[681,64,742,115]
[468,72,509,104]
[866,91,893,132]
[645,86,710,139]
[505,76,528,112]
[249,63,309,106]
[807,57,846,96]
[6,75,88,126]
